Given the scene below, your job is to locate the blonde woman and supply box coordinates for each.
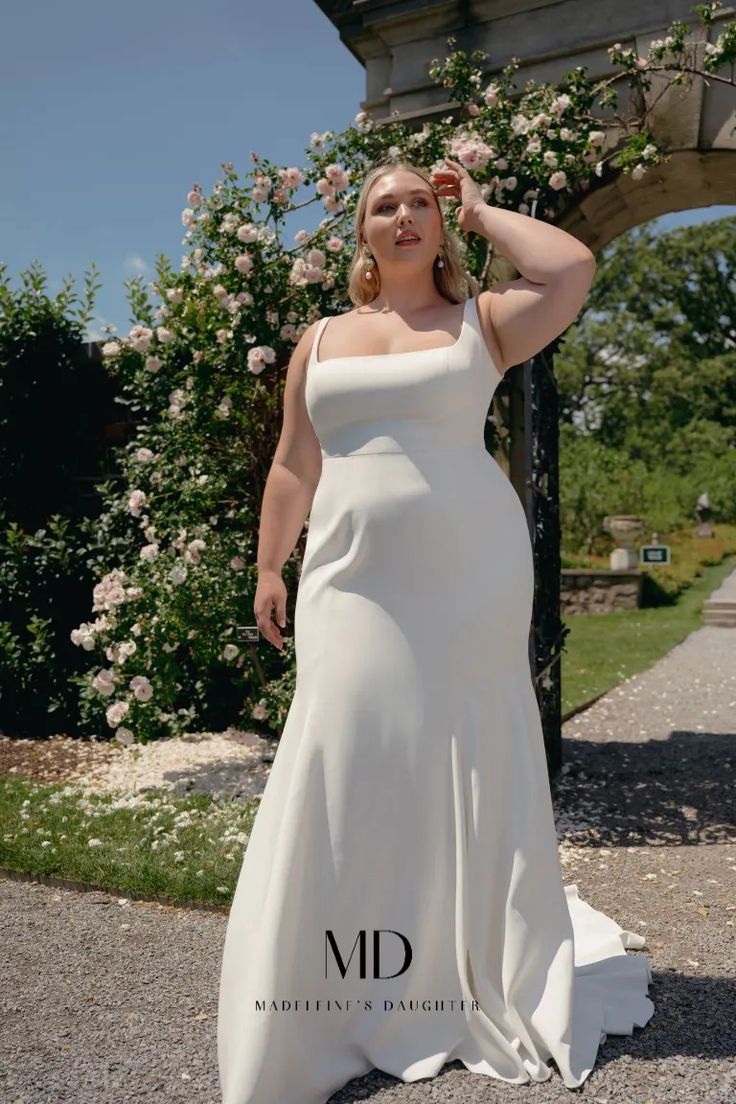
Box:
[218,156,654,1103]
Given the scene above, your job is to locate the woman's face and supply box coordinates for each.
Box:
[361,169,443,278]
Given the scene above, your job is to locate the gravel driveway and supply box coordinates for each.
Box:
[2,608,735,1103]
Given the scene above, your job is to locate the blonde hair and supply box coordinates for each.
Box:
[346,157,480,307]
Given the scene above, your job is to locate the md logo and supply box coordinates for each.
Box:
[325,929,413,979]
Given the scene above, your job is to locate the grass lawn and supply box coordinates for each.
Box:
[0,780,257,908]
[561,552,736,715]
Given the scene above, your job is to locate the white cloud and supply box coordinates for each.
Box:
[123,253,149,276]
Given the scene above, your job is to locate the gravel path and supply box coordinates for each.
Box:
[2,590,736,1102]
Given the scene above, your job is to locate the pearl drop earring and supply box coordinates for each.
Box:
[363,248,375,280]
[436,248,445,268]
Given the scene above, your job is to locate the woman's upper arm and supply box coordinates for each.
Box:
[270,320,323,489]
[478,255,596,372]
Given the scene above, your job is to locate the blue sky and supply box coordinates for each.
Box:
[3,1,734,340]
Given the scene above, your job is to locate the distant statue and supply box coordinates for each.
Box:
[695,492,715,538]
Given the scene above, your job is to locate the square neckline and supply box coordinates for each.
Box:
[312,297,472,367]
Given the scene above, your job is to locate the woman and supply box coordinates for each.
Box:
[217,156,654,1103]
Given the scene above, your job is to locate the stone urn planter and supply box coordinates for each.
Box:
[602,515,645,570]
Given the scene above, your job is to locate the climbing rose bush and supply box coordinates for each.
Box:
[71,6,736,744]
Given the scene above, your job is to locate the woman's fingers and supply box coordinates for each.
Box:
[431,166,461,199]
[269,605,284,650]
[255,603,285,651]
[432,172,460,193]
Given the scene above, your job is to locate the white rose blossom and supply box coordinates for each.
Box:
[185,539,206,564]
[92,568,129,612]
[128,325,153,353]
[169,563,188,585]
[106,700,130,728]
[129,676,153,702]
[71,623,97,650]
[128,490,147,517]
[92,669,116,697]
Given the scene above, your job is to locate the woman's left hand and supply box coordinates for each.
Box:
[430,157,486,233]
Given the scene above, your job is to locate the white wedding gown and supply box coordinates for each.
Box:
[217,295,655,1103]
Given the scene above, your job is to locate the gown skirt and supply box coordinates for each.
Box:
[217,295,655,1103]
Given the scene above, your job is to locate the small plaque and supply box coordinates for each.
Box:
[640,544,670,565]
[236,625,260,643]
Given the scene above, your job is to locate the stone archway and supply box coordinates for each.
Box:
[563,151,736,251]
[314,0,736,774]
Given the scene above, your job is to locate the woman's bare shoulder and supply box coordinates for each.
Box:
[284,318,324,372]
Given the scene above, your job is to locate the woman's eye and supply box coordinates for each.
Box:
[377,199,427,212]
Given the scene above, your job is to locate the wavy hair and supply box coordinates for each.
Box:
[345,157,479,308]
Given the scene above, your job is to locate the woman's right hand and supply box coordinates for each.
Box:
[254,570,289,651]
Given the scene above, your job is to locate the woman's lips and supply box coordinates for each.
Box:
[395,237,421,246]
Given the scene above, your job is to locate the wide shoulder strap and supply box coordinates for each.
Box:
[308,316,331,368]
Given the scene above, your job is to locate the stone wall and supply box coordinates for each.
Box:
[561,569,643,614]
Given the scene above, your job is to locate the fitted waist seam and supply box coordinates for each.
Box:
[321,444,485,459]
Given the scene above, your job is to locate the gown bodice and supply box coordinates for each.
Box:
[304,295,503,460]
